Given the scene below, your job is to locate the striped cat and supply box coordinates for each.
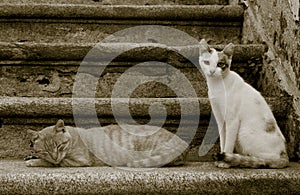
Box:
[25,119,189,168]
[198,39,289,168]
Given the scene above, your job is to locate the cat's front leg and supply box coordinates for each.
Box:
[224,119,240,153]
[25,159,55,167]
[218,122,226,153]
[210,103,226,153]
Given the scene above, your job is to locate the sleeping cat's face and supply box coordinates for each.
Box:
[199,39,234,78]
[27,120,71,165]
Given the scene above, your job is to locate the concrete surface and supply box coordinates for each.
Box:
[0,0,228,5]
[0,4,243,21]
[0,4,243,45]
[0,43,264,61]
[0,161,299,194]
[0,97,290,118]
[0,43,264,98]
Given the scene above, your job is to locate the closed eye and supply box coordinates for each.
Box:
[57,141,69,151]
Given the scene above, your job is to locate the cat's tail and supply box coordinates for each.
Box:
[216,152,289,168]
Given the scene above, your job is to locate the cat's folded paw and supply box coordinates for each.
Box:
[25,158,55,167]
[215,161,231,169]
[24,155,39,161]
[25,159,38,167]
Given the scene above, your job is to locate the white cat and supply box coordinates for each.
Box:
[198,39,288,168]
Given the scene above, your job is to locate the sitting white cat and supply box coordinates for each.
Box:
[198,39,288,168]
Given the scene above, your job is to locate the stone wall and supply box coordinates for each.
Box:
[242,0,300,160]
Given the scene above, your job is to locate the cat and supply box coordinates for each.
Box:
[25,119,189,168]
[198,39,289,168]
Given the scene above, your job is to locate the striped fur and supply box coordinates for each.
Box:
[25,119,189,168]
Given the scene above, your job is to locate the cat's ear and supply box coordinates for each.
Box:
[27,129,38,140]
[199,39,211,54]
[223,43,234,56]
[55,119,65,133]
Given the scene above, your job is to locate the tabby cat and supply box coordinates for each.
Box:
[198,39,289,168]
[25,119,188,167]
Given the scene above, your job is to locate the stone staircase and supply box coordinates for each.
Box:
[0,0,299,194]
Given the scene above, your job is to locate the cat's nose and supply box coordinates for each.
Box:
[210,69,215,75]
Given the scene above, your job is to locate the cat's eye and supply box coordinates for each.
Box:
[203,60,210,65]
[217,62,228,70]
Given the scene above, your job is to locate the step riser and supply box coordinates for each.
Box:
[0,43,265,97]
[1,21,241,45]
[0,0,228,5]
[0,97,290,159]
[0,117,290,160]
[0,4,243,44]
[0,123,215,161]
[0,64,208,98]
[0,62,260,98]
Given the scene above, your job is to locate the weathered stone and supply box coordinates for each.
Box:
[0,43,264,98]
[0,43,265,61]
[242,0,300,160]
[0,0,297,164]
[0,97,290,118]
[0,4,243,20]
[0,97,207,117]
[0,161,300,194]
[1,0,228,5]
[0,4,243,45]
[0,21,241,45]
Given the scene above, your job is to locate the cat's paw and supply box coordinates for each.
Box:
[213,152,225,161]
[24,155,39,161]
[215,161,231,169]
[25,159,39,167]
[25,158,54,167]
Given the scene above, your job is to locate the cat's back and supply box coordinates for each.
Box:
[227,71,276,121]
[101,124,185,147]
[227,71,262,99]
[76,124,188,167]
[77,124,187,151]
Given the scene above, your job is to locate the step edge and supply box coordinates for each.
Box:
[0,4,244,20]
[0,42,266,62]
[0,97,290,118]
[0,160,299,194]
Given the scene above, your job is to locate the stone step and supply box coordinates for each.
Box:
[0,161,299,194]
[0,97,291,160]
[1,0,229,5]
[0,43,265,98]
[0,97,288,118]
[0,4,244,44]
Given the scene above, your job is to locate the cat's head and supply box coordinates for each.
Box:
[199,39,234,78]
[27,119,71,165]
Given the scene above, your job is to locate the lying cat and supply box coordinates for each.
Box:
[25,119,188,167]
[198,39,289,168]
